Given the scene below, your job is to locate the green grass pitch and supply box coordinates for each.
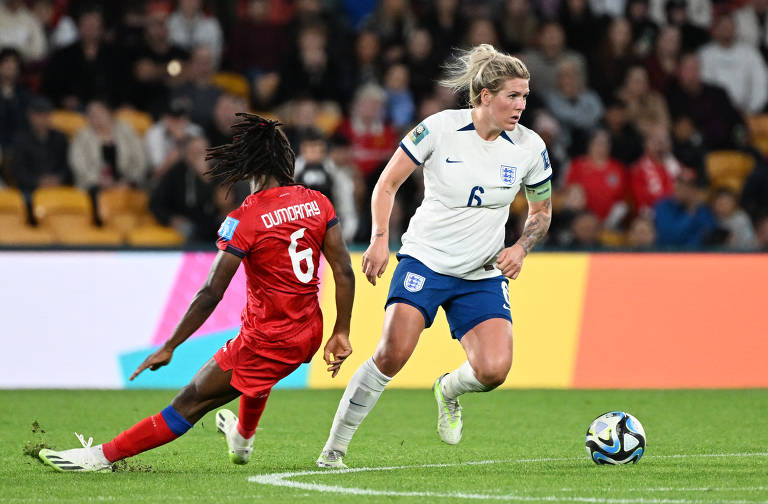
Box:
[2,389,767,503]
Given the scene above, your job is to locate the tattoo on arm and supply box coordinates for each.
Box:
[516,199,552,255]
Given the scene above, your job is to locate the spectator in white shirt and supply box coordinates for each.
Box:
[168,0,223,67]
[733,0,768,61]
[144,97,204,181]
[0,0,46,62]
[698,11,768,114]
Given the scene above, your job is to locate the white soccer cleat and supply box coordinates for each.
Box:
[316,449,347,469]
[38,432,112,472]
[216,409,253,465]
[434,374,463,445]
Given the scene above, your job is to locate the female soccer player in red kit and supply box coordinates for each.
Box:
[39,114,355,471]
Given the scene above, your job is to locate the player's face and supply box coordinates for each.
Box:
[488,78,529,131]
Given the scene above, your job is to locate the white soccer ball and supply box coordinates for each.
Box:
[585,411,646,465]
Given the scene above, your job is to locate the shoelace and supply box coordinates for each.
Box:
[73,432,106,467]
[325,450,343,461]
[445,397,461,421]
[75,432,93,449]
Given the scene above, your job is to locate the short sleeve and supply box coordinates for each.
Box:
[216,207,252,258]
[399,113,440,166]
[522,135,553,188]
[318,193,339,230]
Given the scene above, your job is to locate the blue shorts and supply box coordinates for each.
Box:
[385,255,512,340]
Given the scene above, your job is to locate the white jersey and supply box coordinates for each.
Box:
[398,109,552,280]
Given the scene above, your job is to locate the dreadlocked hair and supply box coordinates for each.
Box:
[205,113,295,189]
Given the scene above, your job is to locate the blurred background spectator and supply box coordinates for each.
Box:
[167,0,223,67]
[149,135,229,242]
[654,169,716,248]
[144,97,203,182]
[0,0,46,63]
[127,4,188,118]
[630,129,677,214]
[0,48,29,150]
[565,129,628,228]
[0,0,766,250]
[711,187,757,249]
[544,55,603,155]
[69,99,147,196]
[698,10,768,114]
[626,215,657,248]
[41,5,126,109]
[8,96,70,199]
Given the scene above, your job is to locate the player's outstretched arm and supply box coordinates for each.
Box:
[496,195,552,280]
[321,223,355,377]
[130,251,241,380]
[363,147,419,285]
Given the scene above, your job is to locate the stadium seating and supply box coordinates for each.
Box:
[48,109,87,138]
[97,187,151,236]
[32,186,94,236]
[705,151,755,192]
[0,188,28,227]
[747,114,768,157]
[0,225,55,245]
[211,72,251,102]
[116,108,153,136]
[55,226,124,246]
[599,230,626,247]
[127,225,185,247]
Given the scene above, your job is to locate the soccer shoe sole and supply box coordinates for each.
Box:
[433,376,462,445]
[38,449,110,472]
[216,409,249,465]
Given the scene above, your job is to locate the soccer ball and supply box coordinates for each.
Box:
[585,411,646,465]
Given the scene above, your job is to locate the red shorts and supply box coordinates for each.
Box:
[213,316,322,396]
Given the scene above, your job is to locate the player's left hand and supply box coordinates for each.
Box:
[129,346,174,381]
[496,244,527,280]
[323,332,352,378]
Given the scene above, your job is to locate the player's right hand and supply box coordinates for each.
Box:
[129,347,173,381]
[362,239,389,286]
[323,332,352,378]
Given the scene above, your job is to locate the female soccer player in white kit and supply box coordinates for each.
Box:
[317,44,553,468]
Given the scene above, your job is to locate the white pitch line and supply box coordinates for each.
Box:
[248,452,768,504]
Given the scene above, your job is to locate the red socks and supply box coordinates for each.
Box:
[102,406,192,463]
[237,392,270,439]
[100,395,269,463]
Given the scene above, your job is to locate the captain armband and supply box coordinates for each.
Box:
[524,180,551,202]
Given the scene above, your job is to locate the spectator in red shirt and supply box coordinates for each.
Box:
[335,83,398,180]
[565,129,628,225]
[630,129,679,214]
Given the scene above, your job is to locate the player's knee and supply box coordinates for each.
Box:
[474,360,511,389]
[372,351,408,377]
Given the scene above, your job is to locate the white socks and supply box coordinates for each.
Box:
[440,360,491,400]
[323,357,392,455]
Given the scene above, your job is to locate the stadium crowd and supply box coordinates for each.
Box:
[1,0,768,250]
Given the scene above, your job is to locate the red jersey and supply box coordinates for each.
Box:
[566,156,628,219]
[630,155,675,213]
[336,118,398,177]
[216,185,338,343]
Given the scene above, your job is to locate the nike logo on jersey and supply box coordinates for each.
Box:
[445,158,463,163]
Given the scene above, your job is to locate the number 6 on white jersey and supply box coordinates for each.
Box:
[289,227,314,283]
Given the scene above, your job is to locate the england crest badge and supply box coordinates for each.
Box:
[404,272,426,292]
[500,165,517,186]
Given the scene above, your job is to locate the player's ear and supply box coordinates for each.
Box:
[480,88,492,106]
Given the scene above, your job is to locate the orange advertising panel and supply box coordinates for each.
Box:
[573,254,768,388]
